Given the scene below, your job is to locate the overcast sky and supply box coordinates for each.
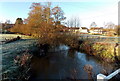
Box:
[0,0,119,27]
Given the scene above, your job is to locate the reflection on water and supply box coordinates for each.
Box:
[29,45,119,80]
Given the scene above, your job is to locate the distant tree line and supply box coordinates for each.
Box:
[66,17,80,27]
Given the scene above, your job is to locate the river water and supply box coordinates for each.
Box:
[1,35,119,80]
[29,45,119,80]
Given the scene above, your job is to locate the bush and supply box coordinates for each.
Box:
[115,25,120,36]
[79,41,119,62]
[92,43,114,61]
[79,40,94,55]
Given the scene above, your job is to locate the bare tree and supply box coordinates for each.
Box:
[52,6,66,25]
[67,17,80,27]
[90,22,97,28]
[69,18,74,27]
[5,20,11,24]
[105,22,115,30]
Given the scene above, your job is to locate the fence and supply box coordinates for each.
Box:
[97,69,120,81]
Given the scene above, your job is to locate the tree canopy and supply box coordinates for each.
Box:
[10,18,23,33]
[10,2,79,48]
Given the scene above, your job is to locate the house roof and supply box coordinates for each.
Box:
[90,27,103,30]
[67,27,80,30]
[81,27,88,29]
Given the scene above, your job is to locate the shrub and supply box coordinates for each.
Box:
[92,43,116,62]
[79,40,119,62]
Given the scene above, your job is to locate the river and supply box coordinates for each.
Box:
[28,45,120,80]
[1,36,119,80]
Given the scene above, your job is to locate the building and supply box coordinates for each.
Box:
[0,23,15,33]
[68,27,80,33]
[2,23,15,29]
[89,27,103,34]
[79,27,89,34]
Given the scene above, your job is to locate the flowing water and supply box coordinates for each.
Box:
[1,34,119,80]
[29,45,119,80]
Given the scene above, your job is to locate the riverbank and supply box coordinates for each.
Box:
[1,33,120,80]
[1,39,37,81]
[0,34,34,41]
[79,40,120,63]
[1,39,120,80]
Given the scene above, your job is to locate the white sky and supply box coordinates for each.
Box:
[0,0,119,27]
[80,3,118,27]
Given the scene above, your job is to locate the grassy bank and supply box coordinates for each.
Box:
[79,40,120,63]
[1,39,37,81]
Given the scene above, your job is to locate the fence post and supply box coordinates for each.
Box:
[106,69,120,80]
[97,74,107,81]
[97,69,120,81]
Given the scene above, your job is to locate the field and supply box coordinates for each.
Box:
[0,34,33,42]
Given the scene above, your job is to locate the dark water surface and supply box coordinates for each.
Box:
[29,45,119,80]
